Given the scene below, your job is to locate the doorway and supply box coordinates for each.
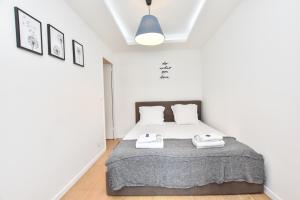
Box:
[103,58,114,139]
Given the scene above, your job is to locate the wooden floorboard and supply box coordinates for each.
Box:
[61,140,270,200]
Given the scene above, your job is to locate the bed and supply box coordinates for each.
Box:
[106,100,264,196]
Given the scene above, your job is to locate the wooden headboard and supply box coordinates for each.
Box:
[135,100,201,123]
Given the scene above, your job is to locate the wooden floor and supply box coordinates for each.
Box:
[62,140,270,200]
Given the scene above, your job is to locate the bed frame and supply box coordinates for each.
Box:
[135,100,202,122]
[107,100,264,196]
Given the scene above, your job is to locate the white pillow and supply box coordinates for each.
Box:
[171,104,199,125]
[139,106,165,125]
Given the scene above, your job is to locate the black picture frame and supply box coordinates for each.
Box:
[14,7,43,55]
[47,24,65,60]
[72,40,84,67]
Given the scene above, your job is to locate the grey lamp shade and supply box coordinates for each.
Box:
[135,15,165,46]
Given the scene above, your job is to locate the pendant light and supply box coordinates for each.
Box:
[135,0,165,46]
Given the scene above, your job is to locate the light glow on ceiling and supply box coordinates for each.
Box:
[104,0,207,45]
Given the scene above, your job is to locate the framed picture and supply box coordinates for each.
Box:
[14,7,43,55]
[72,40,84,67]
[47,24,65,60]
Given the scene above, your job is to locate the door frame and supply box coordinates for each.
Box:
[103,58,115,139]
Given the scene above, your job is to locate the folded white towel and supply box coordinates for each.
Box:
[137,133,157,143]
[198,133,223,142]
[192,139,225,149]
[192,135,225,148]
[136,135,163,149]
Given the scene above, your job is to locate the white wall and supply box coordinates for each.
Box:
[114,50,202,138]
[200,0,300,199]
[0,0,112,199]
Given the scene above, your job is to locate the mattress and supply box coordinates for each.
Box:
[106,137,265,191]
[123,121,226,140]
[106,121,264,193]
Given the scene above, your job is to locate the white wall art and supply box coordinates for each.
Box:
[72,40,84,67]
[14,7,43,55]
[47,24,65,60]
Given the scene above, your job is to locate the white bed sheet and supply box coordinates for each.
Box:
[123,121,226,140]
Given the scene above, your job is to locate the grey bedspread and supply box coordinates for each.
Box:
[106,137,264,191]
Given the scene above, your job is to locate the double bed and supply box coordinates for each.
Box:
[106,101,265,196]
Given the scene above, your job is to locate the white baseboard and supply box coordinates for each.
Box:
[264,185,283,200]
[52,147,106,200]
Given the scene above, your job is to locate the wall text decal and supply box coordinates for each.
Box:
[159,61,172,79]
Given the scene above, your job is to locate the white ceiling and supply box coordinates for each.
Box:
[64,0,241,52]
[104,0,207,45]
